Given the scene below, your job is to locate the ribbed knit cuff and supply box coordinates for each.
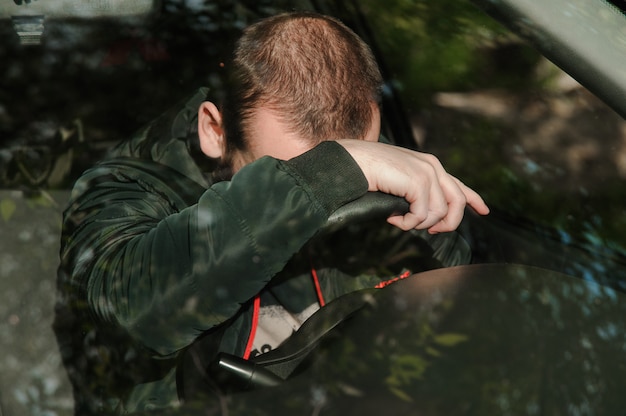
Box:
[282,141,369,215]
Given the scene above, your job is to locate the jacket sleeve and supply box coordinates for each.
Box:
[60,141,368,355]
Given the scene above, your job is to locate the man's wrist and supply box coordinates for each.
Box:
[282,141,369,215]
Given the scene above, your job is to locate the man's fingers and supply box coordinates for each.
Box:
[387,206,448,231]
[387,212,439,231]
[425,175,468,233]
[387,184,449,231]
[427,177,490,233]
[387,174,489,233]
[427,203,464,233]
[453,177,490,215]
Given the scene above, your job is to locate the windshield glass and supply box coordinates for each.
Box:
[1,1,625,415]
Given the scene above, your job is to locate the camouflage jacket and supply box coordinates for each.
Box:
[54,88,382,413]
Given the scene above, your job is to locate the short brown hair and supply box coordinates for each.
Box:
[221,12,383,155]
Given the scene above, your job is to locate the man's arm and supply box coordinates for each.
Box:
[60,141,368,356]
[60,139,487,356]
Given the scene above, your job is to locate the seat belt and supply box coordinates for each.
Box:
[210,287,377,389]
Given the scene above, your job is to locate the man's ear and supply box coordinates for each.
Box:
[197,101,225,158]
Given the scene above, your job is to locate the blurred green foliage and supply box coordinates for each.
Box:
[358,0,541,98]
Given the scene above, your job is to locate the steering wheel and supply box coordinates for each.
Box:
[320,192,409,236]
[179,193,475,399]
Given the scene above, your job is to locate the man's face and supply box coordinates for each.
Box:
[230,105,381,172]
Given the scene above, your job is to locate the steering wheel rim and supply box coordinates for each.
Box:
[320,192,410,236]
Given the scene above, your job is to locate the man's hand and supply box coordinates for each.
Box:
[337,139,489,233]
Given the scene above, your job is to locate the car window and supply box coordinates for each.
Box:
[1,1,625,415]
[349,0,626,289]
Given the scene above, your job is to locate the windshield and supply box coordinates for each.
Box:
[1,1,625,415]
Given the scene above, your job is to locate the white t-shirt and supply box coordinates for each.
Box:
[248,301,320,359]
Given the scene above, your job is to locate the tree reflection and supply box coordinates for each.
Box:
[178,265,626,415]
[0,0,310,189]
[2,0,626,415]
[313,265,626,415]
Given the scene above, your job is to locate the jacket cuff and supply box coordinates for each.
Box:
[282,141,369,215]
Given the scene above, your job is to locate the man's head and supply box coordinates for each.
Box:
[198,11,383,172]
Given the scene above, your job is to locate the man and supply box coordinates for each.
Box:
[54,11,489,414]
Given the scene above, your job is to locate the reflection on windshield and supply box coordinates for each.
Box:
[317,265,626,415]
[190,265,626,415]
[1,0,625,415]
